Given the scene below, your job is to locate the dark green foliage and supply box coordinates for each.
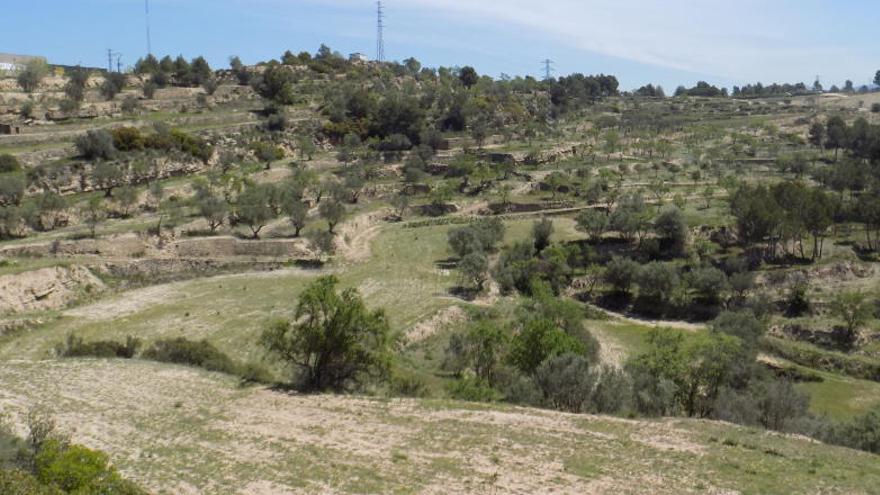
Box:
[0,173,26,207]
[534,353,630,414]
[603,256,639,294]
[458,251,489,290]
[447,218,505,258]
[628,330,742,417]
[251,61,297,104]
[110,127,145,152]
[532,218,553,253]
[714,380,809,432]
[63,66,89,104]
[443,320,508,384]
[508,318,585,375]
[236,184,277,239]
[318,198,345,233]
[0,154,21,174]
[261,276,394,392]
[653,206,688,257]
[75,130,116,160]
[56,334,141,359]
[635,261,679,306]
[142,338,238,375]
[446,377,500,402]
[16,59,49,93]
[689,267,728,304]
[99,72,127,101]
[458,66,479,88]
[0,468,63,495]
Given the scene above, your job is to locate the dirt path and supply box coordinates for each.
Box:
[587,303,706,332]
[334,209,389,264]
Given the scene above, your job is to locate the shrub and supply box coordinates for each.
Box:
[604,256,639,294]
[111,127,145,151]
[142,338,238,375]
[509,318,585,375]
[99,72,127,100]
[532,217,554,252]
[34,439,146,494]
[75,130,116,160]
[534,353,596,413]
[0,154,21,173]
[17,59,49,93]
[56,334,141,359]
[143,81,158,99]
[446,377,500,402]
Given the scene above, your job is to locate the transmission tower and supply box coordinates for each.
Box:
[376,1,385,62]
[145,0,153,55]
[107,49,120,72]
[541,59,555,80]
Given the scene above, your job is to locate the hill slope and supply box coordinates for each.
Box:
[0,359,877,494]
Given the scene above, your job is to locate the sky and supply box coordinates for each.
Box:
[4,0,880,91]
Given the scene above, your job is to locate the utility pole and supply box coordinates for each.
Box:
[145,0,153,55]
[541,59,555,80]
[376,1,385,62]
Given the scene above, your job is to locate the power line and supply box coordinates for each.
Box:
[541,59,555,80]
[376,1,385,62]
[145,0,152,55]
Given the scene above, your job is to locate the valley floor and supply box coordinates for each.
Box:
[1,359,879,495]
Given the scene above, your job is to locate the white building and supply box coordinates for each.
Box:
[0,53,46,72]
[349,53,370,64]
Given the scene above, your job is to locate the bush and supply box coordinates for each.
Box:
[142,338,238,375]
[446,377,500,402]
[0,468,62,494]
[34,439,146,494]
[75,129,116,160]
[99,72,127,101]
[56,334,141,359]
[17,59,49,93]
[509,318,585,375]
[111,127,145,152]
[0,154,21,173]
[604,256,639,294]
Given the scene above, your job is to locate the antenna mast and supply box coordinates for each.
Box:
[376,1,385,62]
[145,0,153,55]
[541,59,555,80]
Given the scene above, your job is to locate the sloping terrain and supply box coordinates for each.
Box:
[1,359,878,495]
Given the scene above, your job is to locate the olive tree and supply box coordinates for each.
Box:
[261,276,394,391]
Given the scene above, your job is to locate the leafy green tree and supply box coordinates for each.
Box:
[689,267,729,305]
[575,208,608,242]
[237,184,276,239]
[653,206,689,257]
[17,58,49,93]
[63,66,90,105]
[99,72,127,101]
[636,262,679,306]
[459,251,489,291]
[81,196,106,238]
[319,198,345,233]
[75,130,116,161]
[251,61,296,104]
[251,142,284,170]
[459,66,479,88]
[196,192,227,233]
[830,291,872,346]
[509,318,585,375]
[532,218,554,253]
[261,276,394,391]
[604,256,639,295]
[283,198,308,237]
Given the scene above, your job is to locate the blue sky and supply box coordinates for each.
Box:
[5,0,880,90]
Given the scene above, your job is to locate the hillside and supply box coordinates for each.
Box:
[1,359,879,495]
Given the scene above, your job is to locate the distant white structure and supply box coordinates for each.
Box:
[0,53,46,72]
[349,53,369,64]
